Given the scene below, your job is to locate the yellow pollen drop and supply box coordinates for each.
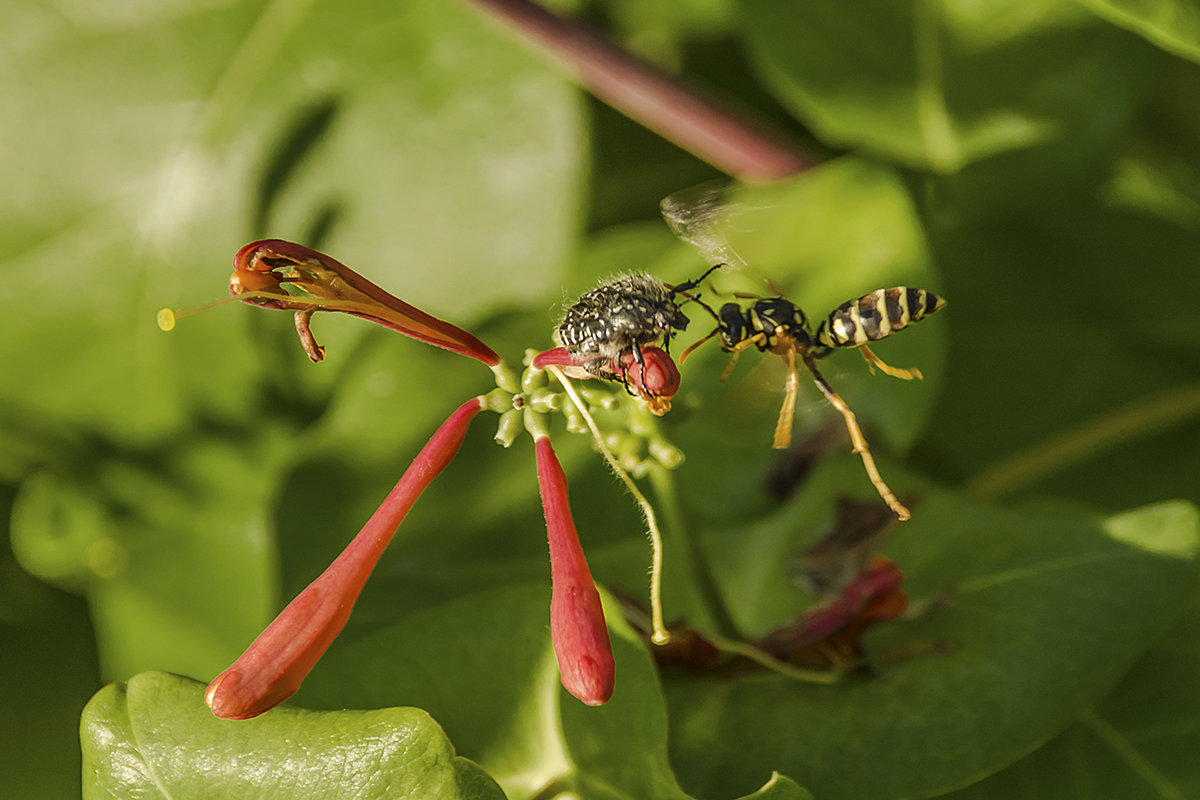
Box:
[157,308,177,331]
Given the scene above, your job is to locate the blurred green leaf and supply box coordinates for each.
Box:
[0,0,582,443]
[942,578,1200,799]
[1101,57,1200,226]
[299,583,814,800]
[739,0,1156,172]
[81,671,505,800]
[1078,0,1200,62]
[920,186,1200,512]
[10,433,285,682]
[0,488,99,800]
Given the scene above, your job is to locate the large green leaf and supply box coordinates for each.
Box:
[942,577,1200,798]
[1078,0,1200,62]
[739,0,1157,172]
[665,498,1200,799]
[81,671,505,800]
[294,583,813,800]
[919,184,1200,513]
[0,0,582,444]
[2,0,581,686]
[0,488,99,800]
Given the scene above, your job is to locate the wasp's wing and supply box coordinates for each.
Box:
[659,180,750,270]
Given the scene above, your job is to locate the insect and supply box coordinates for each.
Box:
[555,267,720,380]
[679,280,945,521]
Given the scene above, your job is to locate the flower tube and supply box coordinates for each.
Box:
[206,397,485,719]
[229,239,501,366]
[534,435,615,706]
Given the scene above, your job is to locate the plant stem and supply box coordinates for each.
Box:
[646,464,742,640]
[463,0,814,180]
[967,383,1200,499]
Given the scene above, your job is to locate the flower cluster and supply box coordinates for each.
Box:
[181,240,687,717]
[164,238,918,719]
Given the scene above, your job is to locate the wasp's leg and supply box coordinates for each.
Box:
[719,350,742,383]
[858,345,923,381]
[719,333,765,382]
[801,354,911,522]
[772,347,800,449]
[680,329,719,363]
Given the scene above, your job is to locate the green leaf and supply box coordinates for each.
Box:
[0,0,582,443]
[81,671,505,800]
[664,498,1200,799]
[1078,0,1200,62]
[296,583,570,798]
[739,0,1156,171]
[1100,58,1200,226]
[11,433,288,682]
[941,574,1200,799]
[922,190,1200,512]
[297,583,816,800]
[0,500,100,800]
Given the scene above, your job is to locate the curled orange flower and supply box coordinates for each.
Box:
[229,239,501,366]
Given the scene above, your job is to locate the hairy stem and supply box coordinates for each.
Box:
[645,464,742,640]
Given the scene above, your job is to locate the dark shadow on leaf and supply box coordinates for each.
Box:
[252,96,342,233]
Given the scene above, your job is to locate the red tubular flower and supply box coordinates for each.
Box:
[534,435,615,705]
[205,397,485,719]
[229,239,501,366]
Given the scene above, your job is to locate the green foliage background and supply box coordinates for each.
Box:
[3,0,1200,798]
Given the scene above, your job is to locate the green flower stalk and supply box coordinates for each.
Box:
[157,240,688,716]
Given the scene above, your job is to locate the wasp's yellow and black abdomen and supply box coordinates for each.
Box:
[815,287,946,350]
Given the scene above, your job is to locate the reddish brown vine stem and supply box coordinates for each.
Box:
[464,0,814,181]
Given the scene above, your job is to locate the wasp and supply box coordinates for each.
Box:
[680,279,946,521]
[555,266,721,380]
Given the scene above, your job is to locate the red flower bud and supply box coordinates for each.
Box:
[614,347,680,414]
[532,345,681,415]
[206,397,485,719]
[534,436,615,705]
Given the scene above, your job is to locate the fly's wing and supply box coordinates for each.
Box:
[659,180,750,270]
